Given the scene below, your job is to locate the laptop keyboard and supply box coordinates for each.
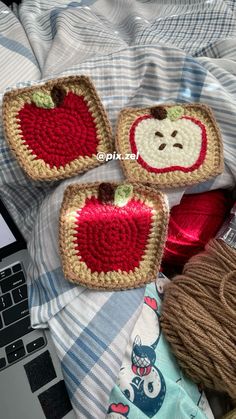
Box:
[0,262,45,368]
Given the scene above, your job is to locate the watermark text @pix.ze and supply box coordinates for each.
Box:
[97,151,139,162]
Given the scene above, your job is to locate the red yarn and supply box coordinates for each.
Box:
[18,92,98,168]
[74,197,152,273]
[163,190,231,267]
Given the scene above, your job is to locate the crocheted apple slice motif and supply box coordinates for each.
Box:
[131,115,207,172]
[59,183,169,290]
[116,104,223,188]
[3,76,112,181]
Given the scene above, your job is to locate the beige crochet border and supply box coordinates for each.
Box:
[3,75,113,181]
[59,182,169,290]
[116,104,224,188]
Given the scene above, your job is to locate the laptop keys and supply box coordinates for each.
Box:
[0,316,32,347]
[12,285,27,304]
[0,268,11,280]
[5,339,25,364]
[3,300,29,326]
[0,357,6,369]
[0,271,26,293]
[0,293,12,311]
[7,346,26,364]
[6,339,25,364]
[27,337,45,354]
[6,339,24,355]
[0,263,45,367]
[12,263,22,273]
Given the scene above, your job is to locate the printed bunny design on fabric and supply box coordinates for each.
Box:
[117,296,166,417]
[107,403,130,419]
[108,277,215,419]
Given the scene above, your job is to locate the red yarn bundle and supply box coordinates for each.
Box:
[163,190,231,267]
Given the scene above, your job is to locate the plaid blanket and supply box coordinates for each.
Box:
[0,1,236,417]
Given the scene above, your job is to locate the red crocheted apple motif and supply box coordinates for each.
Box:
[74,196,152,273]
[60,182,169,289]
[18,92,98,169]
[130,112,207,173]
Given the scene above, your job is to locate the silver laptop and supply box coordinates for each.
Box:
[0,198,75,419]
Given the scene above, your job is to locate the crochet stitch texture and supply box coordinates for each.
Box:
[116,104,223,188]
[3,75,113,181]
[59,182,169,290]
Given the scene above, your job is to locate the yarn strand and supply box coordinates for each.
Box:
[161,239,236,398]
[220,271,236,319]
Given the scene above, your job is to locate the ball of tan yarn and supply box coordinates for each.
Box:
[223,409,236,419]
[161,239,236,398]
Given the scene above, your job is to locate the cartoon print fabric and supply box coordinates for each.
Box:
[108,274,214,419]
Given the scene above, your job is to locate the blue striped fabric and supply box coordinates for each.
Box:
[0,1,236,417]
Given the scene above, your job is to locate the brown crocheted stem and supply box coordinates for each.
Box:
[98,183,115,204]
[150,106,167,120]
[51,86,67,106]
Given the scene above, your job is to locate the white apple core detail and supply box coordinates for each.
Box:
[134,117,203,169]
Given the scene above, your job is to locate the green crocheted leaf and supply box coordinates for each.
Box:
[167,106,184,121]
[32,91,55,109]
[114,184,133,207]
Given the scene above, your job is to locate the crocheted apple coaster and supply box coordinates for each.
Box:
[3,76,113,181]
[59,182,169,290]
[116,104,224,188]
